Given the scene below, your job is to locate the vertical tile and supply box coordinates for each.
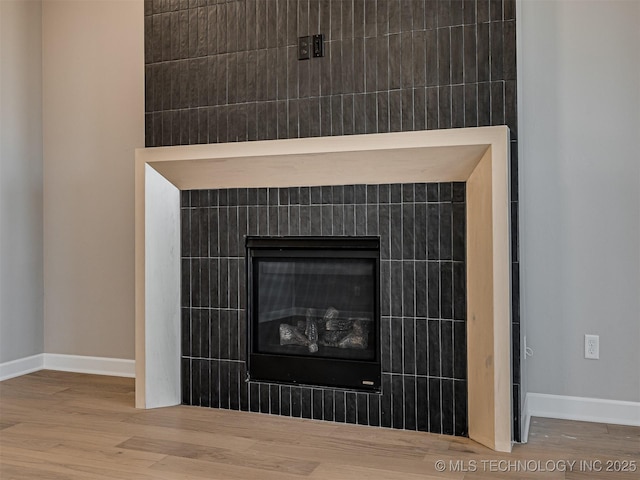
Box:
[380,257,391,316]
[391,262,403,318]
[453,262,466,321]
[280,385,291,416]
[477,22,490,82]
[403,262,415,317]
[229,362,239,410]
[437,27,451,86]
[375,92,388,134]
[357,393,368,425]
[270,384,281,415]
[416,376,428,431]
[211,359,220,408]
[210,309,220,359]
[355,204,367,236]
[380,374,392,428]
[403,376,416,430]
[425,87,438,129]
[391,375,404,429]
[388,90,402,132]
[415,260,428,318]
[366,204,379,236]
[390,204,402,260]
[441,378,454,435]
[291,386,302,417]
[334,390,346,422]
[491,81,505,126]
[402,317,415,374]
[440,262,453,319]
[219,361,230,409]
[401,88,414,131]
[391,316,403,374]
[428,377,442,434]
[454,379,468,436]
[368,394,380,427]
[259,383,270,413]
[323,390,334,421]
[181,358,191,405]
[428,318,440,376]
[440,320,454,378]
[376,34,389,92]
[402,203,415,260]
[345,392,357,424]
[388,33,401,90]
[249,382,260,412]
[301,388,312,419]
[464,83,478,127]
[413,87,426,131]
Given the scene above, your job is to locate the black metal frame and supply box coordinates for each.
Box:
[246,236,381,392]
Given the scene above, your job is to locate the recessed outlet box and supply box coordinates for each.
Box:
[585,334,599,359]
[298,36,311,60]
[312,34,325,57]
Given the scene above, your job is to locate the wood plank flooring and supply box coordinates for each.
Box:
[1,371,638,479]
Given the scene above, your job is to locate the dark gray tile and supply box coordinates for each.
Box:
[249,382,260,412]
[357,393,368,425]
[259,383,270,413]
[428,377,441,434]
[219,361,230,409]
[402,317,415,374]
[441,379,454,435]
[229,362,239,410]
[334,390,346,422]
[312,389,323,420]
[391,316,403,374]
[323,389,334,421]
[453,322,467,380]
[391,375,404,429]
[428,319,440,376]
[403,376,416,430]
[454,380,468,436]
[345,392,357,424]
[291,386,302,417]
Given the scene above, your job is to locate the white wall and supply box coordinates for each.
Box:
[520,0,640,402]
[42,0,144,359]
[0,0,44,363]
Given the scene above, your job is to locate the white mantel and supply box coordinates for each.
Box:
[135,126,513,452]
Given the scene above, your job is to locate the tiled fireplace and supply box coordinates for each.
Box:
[180,181,467,435]
[135,127,513,452]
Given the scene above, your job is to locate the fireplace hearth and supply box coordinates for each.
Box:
[247,237,380,391]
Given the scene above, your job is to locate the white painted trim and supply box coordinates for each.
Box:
[0,354,45,381]
[43,354,135,378]
[522,393,531,443]
[526,393,640,428]
[0,354,135,381]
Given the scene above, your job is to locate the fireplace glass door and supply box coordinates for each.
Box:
[247,237,381,391]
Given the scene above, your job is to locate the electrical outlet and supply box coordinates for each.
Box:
[585,334,599,359]
[298,36,311,60]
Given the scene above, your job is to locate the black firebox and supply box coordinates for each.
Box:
[246,236,381,392]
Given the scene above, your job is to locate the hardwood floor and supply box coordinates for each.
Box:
[1,371,638,479]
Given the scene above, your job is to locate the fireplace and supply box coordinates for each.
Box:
[247,237,380,391]
[135,127,514,452]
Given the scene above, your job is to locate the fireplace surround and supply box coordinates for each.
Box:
[135,126,513,452]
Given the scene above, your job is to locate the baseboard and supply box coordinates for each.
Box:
[1,353,135,381]
[43,354,135,378]
[0,354,44,381]
[521,393,531,443]
[526,392,640,428]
